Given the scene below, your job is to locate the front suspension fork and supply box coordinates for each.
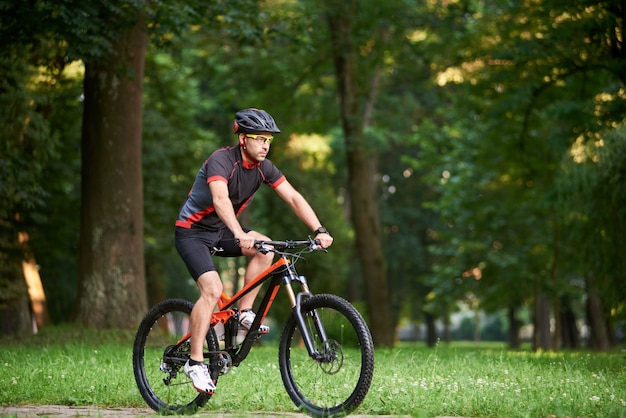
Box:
[283,275,330,360]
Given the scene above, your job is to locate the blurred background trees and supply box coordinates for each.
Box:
[1,0,624,350]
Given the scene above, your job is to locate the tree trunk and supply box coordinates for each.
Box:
[0,219,33,336]
[585,275,610,351]
[424,311,437,347]
[533,289,552,350]
[473,305,481,342]
[560,297,579,349]
[507,307,521,349]
[550,221,561,350]
[552,296,562,350]
[325,1,394,347]
[442,306,450,344]
[19,232,51,330]
[345,148,393,346]
[77,17,148,329]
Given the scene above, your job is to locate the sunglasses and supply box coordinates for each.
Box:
[245,134,274,144]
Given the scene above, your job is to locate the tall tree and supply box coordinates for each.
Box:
[76,9,148,328]
[323,0,394,347]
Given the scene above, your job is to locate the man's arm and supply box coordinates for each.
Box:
[274,180,333,248]
[209,180,256,248]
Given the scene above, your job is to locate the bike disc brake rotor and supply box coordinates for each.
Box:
[317,339,343,375]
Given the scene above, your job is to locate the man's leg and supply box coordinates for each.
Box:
[190,271,222,361]
[184,270,222,394]
[238,232,273,311]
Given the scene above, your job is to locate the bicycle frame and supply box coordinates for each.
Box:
[170,243,328,367]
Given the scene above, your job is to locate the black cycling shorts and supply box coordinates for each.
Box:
[174,226,246,281]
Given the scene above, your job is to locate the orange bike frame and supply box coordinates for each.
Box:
[215,256,290,322]
[177,252,311,366]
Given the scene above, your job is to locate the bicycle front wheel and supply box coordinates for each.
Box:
[278,294,374,417]
[132,298,219,415]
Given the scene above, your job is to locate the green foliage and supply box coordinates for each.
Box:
[3,0,625,348]
[0,45,65,330]
[25,64,83,322]
[401,0,626,341]
[0,47,56,221]
[556,125,626,321]
[142,43,221,303]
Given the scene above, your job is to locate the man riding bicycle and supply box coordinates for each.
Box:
[174,108,333,394]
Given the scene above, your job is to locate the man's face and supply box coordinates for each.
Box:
[241,132,273,162]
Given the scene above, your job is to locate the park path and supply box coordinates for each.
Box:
[0,405,412,417]
[0,405,295,417]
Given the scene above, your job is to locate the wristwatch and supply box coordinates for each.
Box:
[314,227,329,235]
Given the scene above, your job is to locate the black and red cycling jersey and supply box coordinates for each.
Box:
[175,146,286,230]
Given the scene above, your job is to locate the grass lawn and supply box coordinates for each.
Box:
[1,327,624,417]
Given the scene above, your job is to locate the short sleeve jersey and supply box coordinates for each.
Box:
[176,146,286,230]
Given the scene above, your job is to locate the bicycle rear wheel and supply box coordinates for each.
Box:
[278,294,374,417]
[132,298,219,414]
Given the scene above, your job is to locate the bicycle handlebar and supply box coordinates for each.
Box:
[254,237,323,253]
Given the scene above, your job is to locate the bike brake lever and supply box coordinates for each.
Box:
[310,239,328,252]
[255,243,273,254]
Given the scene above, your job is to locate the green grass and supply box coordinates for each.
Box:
[1,328,625,417]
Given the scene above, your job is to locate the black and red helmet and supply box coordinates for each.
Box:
[233,108,281,134]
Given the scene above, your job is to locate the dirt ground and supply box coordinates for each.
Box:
[0,405,304,417]
[0,405,157,417]
[0,405,411,417]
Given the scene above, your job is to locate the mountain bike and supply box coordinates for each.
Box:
[132,237,375,417]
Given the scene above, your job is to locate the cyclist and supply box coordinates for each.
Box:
[174,108,333,394]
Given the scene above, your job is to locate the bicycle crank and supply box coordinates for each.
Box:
[209,350,233,375]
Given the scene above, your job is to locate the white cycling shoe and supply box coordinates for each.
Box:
[183,360,216,394]
[239,309,270,335]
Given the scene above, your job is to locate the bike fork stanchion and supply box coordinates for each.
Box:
[292,292,331,358]
[295,276,330,349]
[283,274,324,357]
